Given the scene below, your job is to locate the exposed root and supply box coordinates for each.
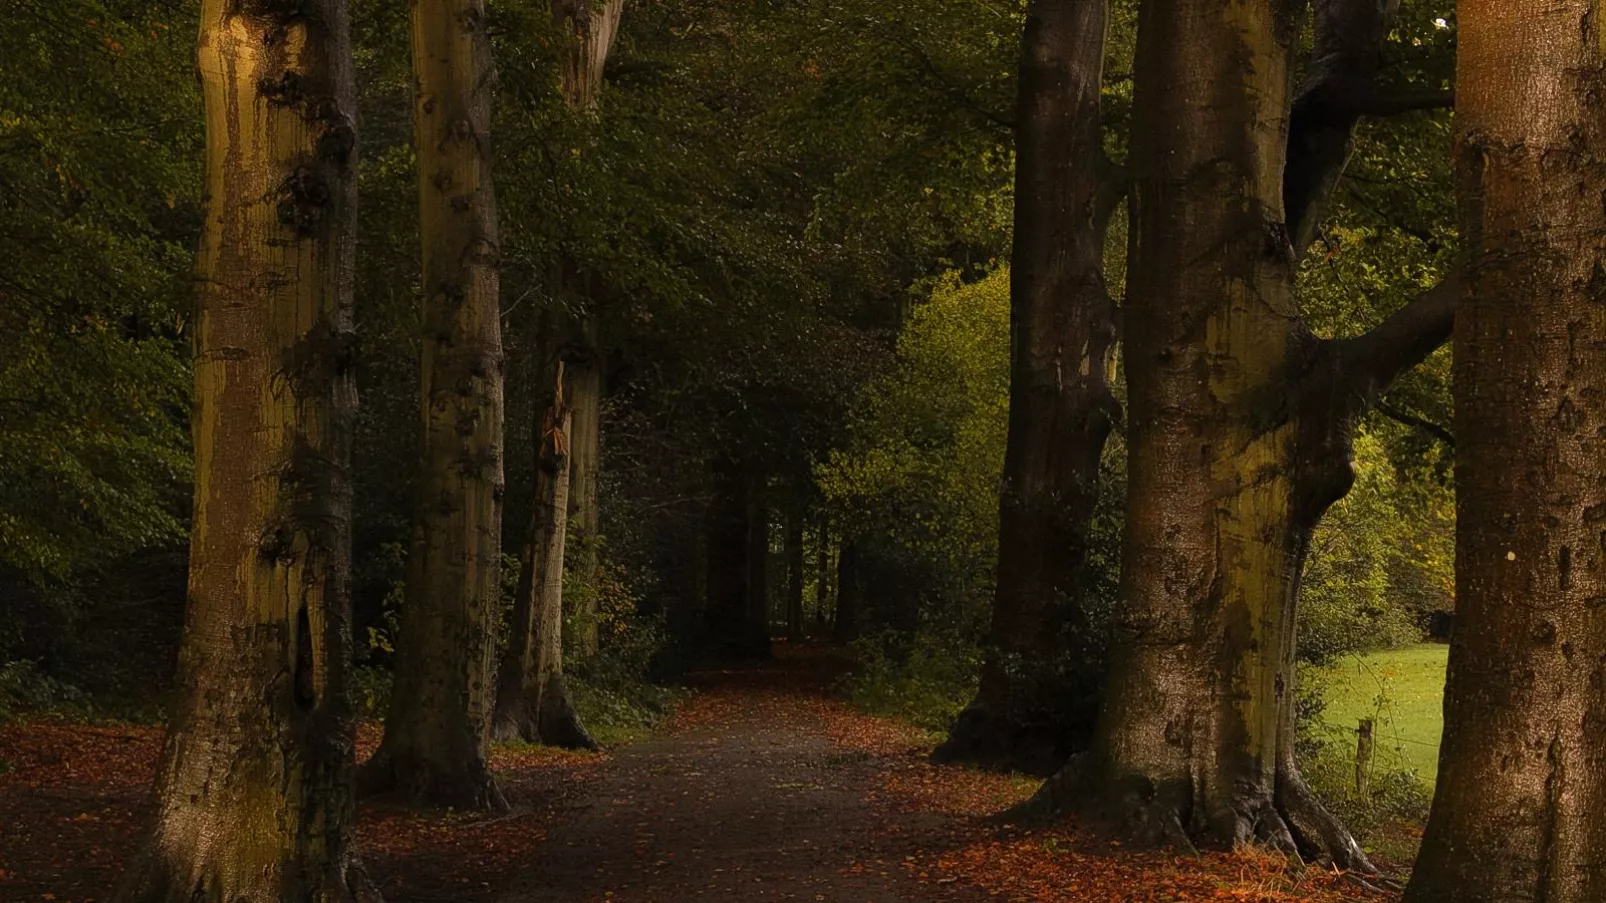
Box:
[356,747,508,812]
[932,701,1066,777]
[1275,765,1374,873]
[538,675,600,751]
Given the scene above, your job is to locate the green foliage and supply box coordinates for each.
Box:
[843,630,981,734]
[1299,430,1446,664]
[819,269,1011,628]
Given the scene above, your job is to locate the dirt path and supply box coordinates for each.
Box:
[500,655,988,903]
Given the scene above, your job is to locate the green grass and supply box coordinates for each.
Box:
[1312,643,1449,784]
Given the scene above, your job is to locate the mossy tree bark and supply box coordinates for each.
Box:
[1036,0,1456,867]
[492,321,596,749]
[361,0,507,812]
[551,0,624,660]
[935,0,1120,778]
[1406,4,1606,900]
[116,1,375,900]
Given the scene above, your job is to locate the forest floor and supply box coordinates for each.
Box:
[0,643,1394,902]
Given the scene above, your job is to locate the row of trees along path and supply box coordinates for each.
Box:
[72,0,1606,898]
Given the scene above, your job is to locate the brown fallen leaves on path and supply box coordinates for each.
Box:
[0,644,1396,902]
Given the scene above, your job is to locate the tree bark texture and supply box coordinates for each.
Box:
[566,315,603,658]
[117,1,374,900]
[551,0,623,658]
[935,0,1119,778]
[1406,4,1606,900]
[785,508,805,641]
[551,0,623,113]
[363,0,506,812]
[493,330,596,749]
[1050,0,1456,867]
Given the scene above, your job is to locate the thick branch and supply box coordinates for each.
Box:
[1284,0,1405,258]
[1359,88,1454,117]
[1374,399,1455,447]
[1331,274,1458,407]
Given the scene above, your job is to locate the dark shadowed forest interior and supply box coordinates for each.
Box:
[3,0,1605,900]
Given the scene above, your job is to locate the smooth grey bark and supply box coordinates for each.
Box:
[361,0,506,813]
[1405,4,1606,900]
[934,0,1119,778]
[116,1,375,899]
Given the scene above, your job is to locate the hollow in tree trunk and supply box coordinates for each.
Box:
[493,329,596,749]
[116,1,375,899]
[1406,4,1606,899]
[361,0,506,812]
[935,0,1120,778]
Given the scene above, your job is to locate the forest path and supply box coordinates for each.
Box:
[498,644,993,903]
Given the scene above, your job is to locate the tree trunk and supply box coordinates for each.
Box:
[551,0,623,660]
[1405,5,1606,900]
[814,516,831,630]
[552,0,623,113]
[745,475,773,656]
[785,508,805,642]
[834,541,861,642]
[1036,0,1455,868]
[492,331,596,749]
[566,315,602,659]
[361,0,506,812]
[935,0,1119,778]
[116,1,375,900]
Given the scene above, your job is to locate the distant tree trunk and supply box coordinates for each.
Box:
[834,541,861,642]
[745,475,773,656]
[705,462,751,659]
[935,0,1119,777]
[552,0,622,112]
[814,516,831,629]
[1034,0,1455,867]
[1406,5,1606,900]
[116,1,374,899]
[566,314,602,659]
[493,326,595,749]
[785,508,805,641]
[552,0,623,660]
[362,0,506,812]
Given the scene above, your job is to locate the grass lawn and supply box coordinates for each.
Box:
[1312,643,1449,784]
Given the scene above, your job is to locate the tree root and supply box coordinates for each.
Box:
[355,747,508,812]
[998,757,1372,875]
[492,675,599,751]
[932,702,1066,777]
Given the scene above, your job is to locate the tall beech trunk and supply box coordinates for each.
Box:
[785,509,805,641]
[493,330,596,749]
[362,0,506,812]
[814,516,831,629]
[552,0,623,659]
[1406,5,1606,900]
[566,316,602,658]
[117,2,373,900]
[935,0,1120,777]
[1034,0,1457,867]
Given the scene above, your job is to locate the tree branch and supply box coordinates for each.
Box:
[1356,88,1454,117]
[1284,0,1405,259]
[1374,399,1455,448]
[1331,273,1458,408]
[884,29,1016,133]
